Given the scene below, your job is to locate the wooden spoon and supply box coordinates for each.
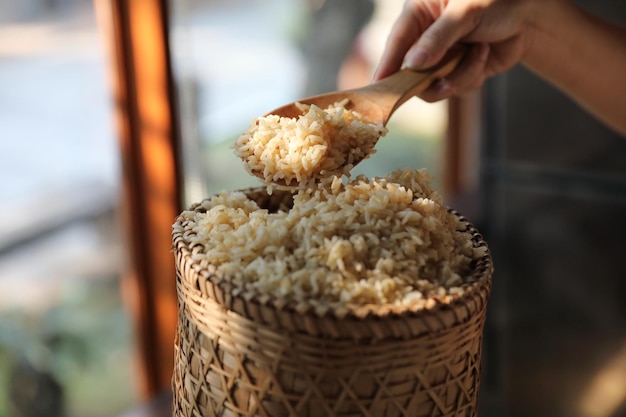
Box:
[252,45,466,185]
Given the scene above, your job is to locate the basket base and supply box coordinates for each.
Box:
[172,295,486,417]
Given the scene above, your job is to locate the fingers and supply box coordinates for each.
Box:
[418,43,490,102]
[373,2,429,81]
[403,4,481,70]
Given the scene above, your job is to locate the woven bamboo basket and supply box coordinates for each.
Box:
[172,187,492,417]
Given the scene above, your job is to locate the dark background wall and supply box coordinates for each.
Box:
[478,2,626,416]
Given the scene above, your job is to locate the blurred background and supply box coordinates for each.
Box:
[0,0,624,416]
[0,0,133,416]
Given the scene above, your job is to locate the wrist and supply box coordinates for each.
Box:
[521,0,574,64]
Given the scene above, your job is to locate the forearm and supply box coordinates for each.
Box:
[523,0,626,136]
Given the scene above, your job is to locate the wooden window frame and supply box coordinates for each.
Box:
[96,0,181,399]
[444,92,483,219]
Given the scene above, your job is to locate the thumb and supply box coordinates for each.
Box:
[403,9,473,69]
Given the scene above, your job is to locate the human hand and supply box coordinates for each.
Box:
[373,0,537,101]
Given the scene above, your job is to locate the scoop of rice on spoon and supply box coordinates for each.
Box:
[234,45,466,187]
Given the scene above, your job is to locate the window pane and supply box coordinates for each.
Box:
[0,1,137,415]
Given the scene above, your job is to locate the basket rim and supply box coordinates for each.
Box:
[172,186,493,324]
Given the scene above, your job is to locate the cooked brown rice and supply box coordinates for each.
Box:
[176,169,487,308]
[232,101,387,187]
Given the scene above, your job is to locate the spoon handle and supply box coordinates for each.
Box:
[368,44,467,124]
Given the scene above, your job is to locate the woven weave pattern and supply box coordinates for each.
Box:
[172,189,492,417]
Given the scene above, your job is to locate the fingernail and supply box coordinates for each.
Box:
[403,47,429,69]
